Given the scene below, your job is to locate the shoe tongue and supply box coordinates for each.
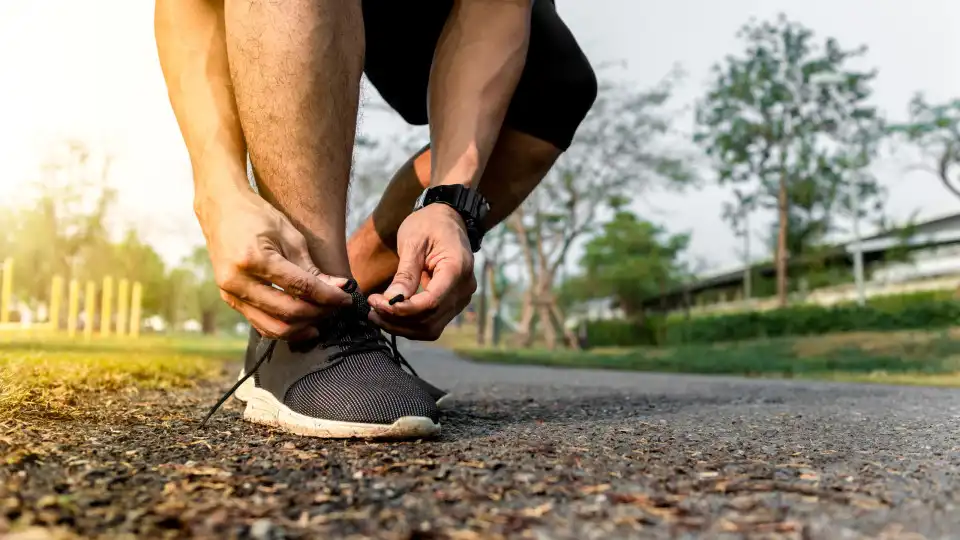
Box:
[327,288,379,345]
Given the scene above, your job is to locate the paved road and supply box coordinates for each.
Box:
[4,343,960,539]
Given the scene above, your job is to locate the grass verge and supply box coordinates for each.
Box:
[453,328,960,387]
[0,334,245,421]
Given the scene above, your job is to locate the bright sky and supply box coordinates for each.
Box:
[2,0,959,273]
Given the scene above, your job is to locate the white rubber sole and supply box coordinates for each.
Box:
[241,385,440,439]
[234,369,453,409]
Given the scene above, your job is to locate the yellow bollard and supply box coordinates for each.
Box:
[100,276,113,337]
[49,275,63,331]
[67,280,80,338]
[130,282,142,339]
[0,258,12,324]
[116,279,129,337]
[84,281,95,341]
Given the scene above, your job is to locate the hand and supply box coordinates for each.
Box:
[196,188,352,340]
[367,203,477,340]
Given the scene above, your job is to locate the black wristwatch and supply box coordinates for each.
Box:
[413,185,490,252]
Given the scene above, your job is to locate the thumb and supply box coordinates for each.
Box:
[383,247,425,304]
[286,237,349,290]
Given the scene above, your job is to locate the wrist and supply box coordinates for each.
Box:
[193,171,254,223]
[428,148,481,189]
[431,201,468,230]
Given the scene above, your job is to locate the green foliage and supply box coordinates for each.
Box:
[585,291,959,347]
[582,317,665,348]
[5,141,116,306]
[177,246,246,334]
[0,140,245,333]
[460,333,960,378]
[664,294,960,345]
[577,211,690,317]
[695,14,885,300]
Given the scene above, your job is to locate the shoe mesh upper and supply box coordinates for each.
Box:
[268,292,439,424]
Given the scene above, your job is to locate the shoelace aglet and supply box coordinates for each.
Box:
[388,294,405,306]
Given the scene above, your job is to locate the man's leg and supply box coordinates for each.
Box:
[221,0,441,439]
[224,0,363,276]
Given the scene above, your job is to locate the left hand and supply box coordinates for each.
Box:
[367,203,477,340]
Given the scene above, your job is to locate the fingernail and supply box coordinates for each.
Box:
[319,275,349,288]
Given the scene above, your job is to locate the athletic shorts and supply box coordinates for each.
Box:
[361,0,597,151]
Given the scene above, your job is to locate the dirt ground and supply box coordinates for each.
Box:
[3,345,960,539]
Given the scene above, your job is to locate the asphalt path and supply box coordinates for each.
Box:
[3,342,960,539]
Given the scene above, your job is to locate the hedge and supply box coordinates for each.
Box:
[583,290,960,348]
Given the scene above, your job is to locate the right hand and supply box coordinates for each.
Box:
[196,189,352,340]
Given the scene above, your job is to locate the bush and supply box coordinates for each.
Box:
[582,291,960,347]
[584,318,661,348]
[664,297,960,345]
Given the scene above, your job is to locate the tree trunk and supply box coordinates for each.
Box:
[516,291,536,347]
[476,260,489,346]
[549,300,579,349]
[538,304,558,350]
[201,310,217,335]
[484,262,499,345]
[776,171,790,307]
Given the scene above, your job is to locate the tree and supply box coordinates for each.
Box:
[696,14,881,307]
[577,210,690,319]
[511,67,695,349]
[10,141,115,307]
[178,246,245,334]
[890,94,960,201]
[476,224,513,346]
[722,188,759,300]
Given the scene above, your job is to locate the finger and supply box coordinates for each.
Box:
[283,236,351,290]
[221,290,314,340]
[368,310,438,341]
[222,275,327,322]
[287,326,321,342]
[389,261,462,317]
[379,245,427,312]
[368,304,434,326]
[255,252,352,308]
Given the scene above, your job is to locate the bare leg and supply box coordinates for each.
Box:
[224,0,364,277]
[348,128,560,293]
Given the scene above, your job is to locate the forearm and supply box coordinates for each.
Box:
[154,0,249,217]
[427,0,532,189]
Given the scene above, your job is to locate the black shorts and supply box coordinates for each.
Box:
[361,0,597,151]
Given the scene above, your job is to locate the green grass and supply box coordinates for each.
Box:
[454,328,960,387]
[0,333,245,421]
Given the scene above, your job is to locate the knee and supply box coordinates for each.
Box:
[565,56,598,129]
[534,54,597,150]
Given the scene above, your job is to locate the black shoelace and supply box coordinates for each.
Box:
[198,285,418,428]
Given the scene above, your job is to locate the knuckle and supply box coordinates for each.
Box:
[219,290,239,309]
[272,307,294,323]
[283,275,315,298]
[394,270,418,285]
[214,265,239,290]
[234,245,262,272]
[264,322,293,340]
[422,296,440,312]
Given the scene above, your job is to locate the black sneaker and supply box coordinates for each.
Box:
[202,282,440,439]
[233,314,451,406]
